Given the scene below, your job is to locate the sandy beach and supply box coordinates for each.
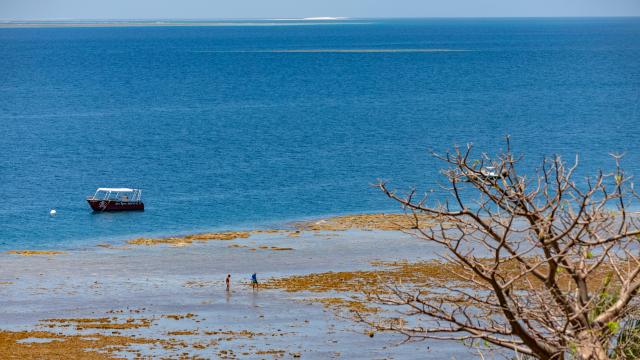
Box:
[0,214,472,359]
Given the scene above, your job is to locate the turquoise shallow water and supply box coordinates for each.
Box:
[1,18,639,250]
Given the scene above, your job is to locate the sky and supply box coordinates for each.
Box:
[1,0,639,20]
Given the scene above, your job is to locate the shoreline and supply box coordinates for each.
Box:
[4,211,411,253]
[0,222,470,358]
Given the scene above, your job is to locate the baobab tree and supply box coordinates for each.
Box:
[369,140,640,359]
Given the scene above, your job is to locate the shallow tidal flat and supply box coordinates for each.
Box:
[0,214,471,358]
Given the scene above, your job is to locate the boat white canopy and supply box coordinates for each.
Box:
[96,187,137,192]
[90,187,142,202]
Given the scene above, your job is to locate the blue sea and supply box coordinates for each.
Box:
[1,18,639,250]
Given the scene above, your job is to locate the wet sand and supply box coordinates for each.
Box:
[0,215,472,358]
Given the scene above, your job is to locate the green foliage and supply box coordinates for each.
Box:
[611,318,640,359]
[608,321,621,334]
[589,274,617,321]
[615,174,623,185]
[568,342,577,355]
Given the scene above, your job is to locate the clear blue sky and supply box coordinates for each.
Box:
[1,0,639,20]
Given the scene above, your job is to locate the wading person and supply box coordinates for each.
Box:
[251,273,258,290]
[225,274,231,291]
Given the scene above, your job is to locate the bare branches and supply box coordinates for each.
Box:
[366,141,640,360]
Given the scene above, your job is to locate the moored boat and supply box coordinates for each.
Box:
[87,188,144,212]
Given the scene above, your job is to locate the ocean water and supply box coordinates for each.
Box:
[1,18,639,250]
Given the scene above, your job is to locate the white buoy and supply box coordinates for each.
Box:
[49,209,57,216]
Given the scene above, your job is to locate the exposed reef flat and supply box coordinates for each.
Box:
[126,230,285,247]
[0,214,471,358]
[5,250,66,256]
[295,213,436,231]
[95,213,436,248]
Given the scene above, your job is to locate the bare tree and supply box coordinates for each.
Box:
[369,139,640,360]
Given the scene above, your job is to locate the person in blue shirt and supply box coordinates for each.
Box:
[251,273,258,290]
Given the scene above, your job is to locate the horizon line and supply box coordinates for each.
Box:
[1,15,639,22]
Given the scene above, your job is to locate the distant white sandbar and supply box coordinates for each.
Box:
[0,21,363,29]
[303,17,348,21]
[192,48,470,54]
[267,17,349,21]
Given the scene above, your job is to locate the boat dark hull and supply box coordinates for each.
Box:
[87,199,144,212]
